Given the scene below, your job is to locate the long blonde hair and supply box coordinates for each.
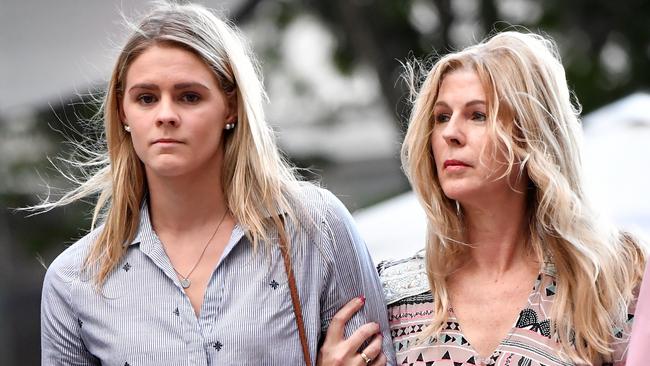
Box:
[32,1,302,287]
[401,31,646,364]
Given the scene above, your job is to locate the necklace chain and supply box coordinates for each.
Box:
[162,209,228,289]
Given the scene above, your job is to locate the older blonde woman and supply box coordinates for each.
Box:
[38,2,395,365]
[319,31,646,366]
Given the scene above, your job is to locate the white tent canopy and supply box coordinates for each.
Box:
[354,191,428,263]
[582,92,650,232]
[354,92,650,264]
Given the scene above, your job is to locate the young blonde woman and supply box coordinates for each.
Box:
[319,31,646,365]
[39,2,395,365]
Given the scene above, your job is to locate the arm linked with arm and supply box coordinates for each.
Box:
[319,190,397,366]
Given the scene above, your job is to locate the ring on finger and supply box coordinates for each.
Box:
[360,351,372,364]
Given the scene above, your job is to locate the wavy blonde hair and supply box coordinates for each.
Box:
[401,31,646,364]
[32,2,302,287]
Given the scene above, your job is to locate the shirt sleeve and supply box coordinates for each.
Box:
[41,257,99,365]
[319,189,397,366]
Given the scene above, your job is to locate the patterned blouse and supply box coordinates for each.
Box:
[378,253,634,366]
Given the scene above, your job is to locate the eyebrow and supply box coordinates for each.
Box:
[128,82,211,93]
[433,100,486,108]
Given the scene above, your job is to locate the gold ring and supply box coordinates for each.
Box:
[360,351,372,364]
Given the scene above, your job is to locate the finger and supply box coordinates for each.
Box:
[361,333,383,360]
[326,296,366,342]
[369,353,387,366]
[345,322,380,350]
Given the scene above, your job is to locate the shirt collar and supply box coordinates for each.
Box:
[125,198,251,256]
[541,259,557,277]
[126,199,157,253]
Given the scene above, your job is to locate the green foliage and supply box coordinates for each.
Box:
[286,0,649,117]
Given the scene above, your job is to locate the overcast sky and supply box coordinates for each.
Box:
[0,1,241,116]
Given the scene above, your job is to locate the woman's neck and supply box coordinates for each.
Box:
[146,167,228,235]
[461,190,532,276]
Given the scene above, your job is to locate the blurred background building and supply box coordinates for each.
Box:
[1,0,649,364]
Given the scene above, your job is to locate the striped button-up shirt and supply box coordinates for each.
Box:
[41,186,397,365]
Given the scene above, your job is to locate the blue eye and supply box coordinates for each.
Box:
[181,93,201,103]
[435,114,450,123]
[137,94,157,105]
[472,112,487,121]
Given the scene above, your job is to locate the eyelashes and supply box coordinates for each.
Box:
[180,93,201,104]
[135,92,202,106]
[137,94,156,105]
[434,113,450,123]
[472,112,487,121]
[432,111,488,124]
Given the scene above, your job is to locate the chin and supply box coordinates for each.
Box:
[144,159,193,178]
[440,184,477,202]
[157,168,191,177]
[441,182,460,197]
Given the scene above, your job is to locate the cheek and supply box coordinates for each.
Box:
[481,141,508,172]
[121,99,138,123]
[430,133,444,170]
[123,122,150,161]
[192,122,224,153]
[129,134,149,162]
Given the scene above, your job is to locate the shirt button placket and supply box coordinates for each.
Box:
[178,296,208,366]
[202,340,223,365]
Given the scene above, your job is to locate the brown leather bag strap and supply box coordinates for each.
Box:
[278,220,312,366]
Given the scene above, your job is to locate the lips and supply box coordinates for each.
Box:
[443,159,470,168]
[152,138,183,145]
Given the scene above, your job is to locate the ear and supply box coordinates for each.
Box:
[225,91,238,125]
[117,95,127,125]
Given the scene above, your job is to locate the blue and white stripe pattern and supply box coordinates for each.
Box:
[41,186,397,365]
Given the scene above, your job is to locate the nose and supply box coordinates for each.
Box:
[155,96,180,127]
[441,114,464,146]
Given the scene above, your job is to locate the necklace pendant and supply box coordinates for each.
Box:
[180,278,191,289]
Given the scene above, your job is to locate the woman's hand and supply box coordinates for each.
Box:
[317,296,387,366]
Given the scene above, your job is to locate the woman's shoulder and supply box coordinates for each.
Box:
[292,183,344,210]
[377,250,430,305]
[44,225,103,284]
[289,183,352,224]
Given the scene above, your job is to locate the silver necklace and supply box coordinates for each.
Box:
[163,210,228,289]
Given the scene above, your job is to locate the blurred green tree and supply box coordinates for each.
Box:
[261,0,649,131]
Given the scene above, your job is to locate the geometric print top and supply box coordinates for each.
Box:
[379,255,635,366]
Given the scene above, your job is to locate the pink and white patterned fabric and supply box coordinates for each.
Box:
[627,263,650,366]
[380,257,634,366]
